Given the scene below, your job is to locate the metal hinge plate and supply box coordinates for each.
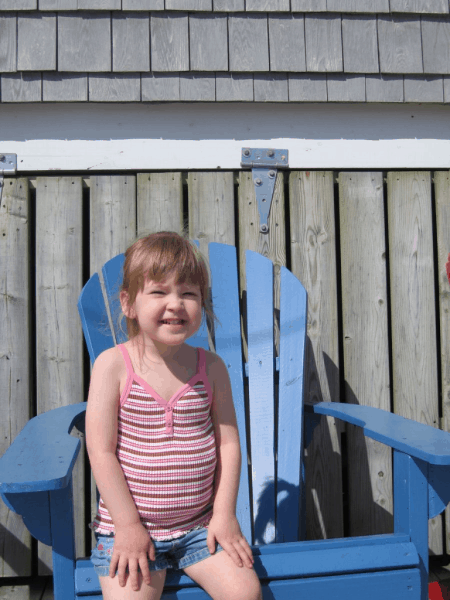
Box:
[0,154,17,175]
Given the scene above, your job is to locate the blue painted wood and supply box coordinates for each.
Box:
[2,491,51,545]
[101,254,127,345]
[277,265,307,543]
[246,249,275,545]
[51,479,76,600]
[428,464,450,518]
[208,242,251,543]
[77,273,115,365]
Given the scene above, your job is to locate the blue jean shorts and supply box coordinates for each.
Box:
[91,527,223,576]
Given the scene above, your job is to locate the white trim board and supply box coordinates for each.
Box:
[1,103,450,171]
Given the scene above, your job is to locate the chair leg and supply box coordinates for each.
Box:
[50,477,76,600]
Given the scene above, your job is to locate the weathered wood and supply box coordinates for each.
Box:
[78,0,120,8]
[246,0,290,10]
[58,13,111,72]
[35,177,84,573]
[141,73,180,101]
[187,172,235,259]
[366,75,404,102]
[0,0,36,8]
[18,14,56,72]
[253,74,288,101]
[327,75,365,101]
[151,13,189,72]
[390,0,449,12]
[328,0,389,10]
[39,0,77,8]
[305,15,343,72]
[179,74,215,101]
[137,172,184,235]
[434,171,450,554]
[122,0,163,9]
[216,73,253,101]
[291,0,326,9]
[377,16,423,74]
[289,171,343,541]
[387,171,442,554]
[338,172,392,538]
[422,18,450,74]
[43,74,88,102]
[229,15,269,72]
[0,178,32,577]
[112,13,150,72]
[268,15,306,72]
[213,0,244,9]
[166,0,212,10]
[288,74,327,101]
[404,76,443,102]
[0,14,16,72]
[189,14,228,71]
[89,75,141,102]
[0,579,48,599]
[342,16,379,73]
[1,74,42,102]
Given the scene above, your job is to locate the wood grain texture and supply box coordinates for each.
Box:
[166,0,212,9]
[141,73,180,100]
[0,15,15,73]
[0,0,36,8]
[151,12,189,72]
[216,73,253,101]
[365,74,404,102]
[404,76,443,101]
[112,13,150,72]
[291,0,326,9]
[378,16,423,74]
[89,74,141,101]
[43,73,88,101]
[288,74,327,101]
[35,177,84,573]
[305,15,343,73]
[1,73,42,102]
[246,0,290,9]
[342,17,379,74]
[254,74,288,101]
[137,172,184,235]
[58,13,111,72]
[327,75,365,101]
[122,0,164,8]
[289,171,343,540]
[269,15,306,72]
[229,14,269,72]
[17,14,56,71]
[213,0,244,9]
[434,171,450,553]
[422,18,450,74]
[189,14,228,71]
[78,0,120,7]
[180,73,215,100]
[338,172,392,538]
[328,0,389,10]
[387,171,442,554]
[39,0,77,8]
[0,178,32,577]
[390,0,449,12]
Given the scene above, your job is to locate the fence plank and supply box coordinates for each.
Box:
[387,171,442,554]
[0,178,31,577]
[339,172,392,537]
[434,170,450,554]
[288,171,343,541]
[35,177,84,573]
[137,172,183,236]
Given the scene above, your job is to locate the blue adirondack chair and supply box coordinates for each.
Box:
[2,242,450,600]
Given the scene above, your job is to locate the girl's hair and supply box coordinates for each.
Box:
[121,231,214,338]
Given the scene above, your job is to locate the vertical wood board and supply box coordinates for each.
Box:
[137,172,183,235]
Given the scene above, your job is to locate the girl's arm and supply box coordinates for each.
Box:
[85,348,154,590]
[207,354,254,569]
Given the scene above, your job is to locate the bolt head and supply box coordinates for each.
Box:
[0,156,5,162]
[268,170,276,178]
[254,178,262,186]
[267,150,275,157]
[260,224,269,233]
[243,149,251,157]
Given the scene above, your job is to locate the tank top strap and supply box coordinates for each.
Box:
[196,347,207,376]
[118,343,134,376]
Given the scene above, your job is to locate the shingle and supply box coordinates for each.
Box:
[254,74,288,101]
[39,0,77,8]
[229,15,269,72]
[190,14,228,71]
[291,0,326,10]
[269,15,306,72]
[43,73,88,101]
[89,74,141,101]
[113,13,150,72]
[213,0,244,9]
[404,75,443,101]
[216,73,253,100]
[18,13,56,71]
[305,15,343,72]
[422,18,450,74]
[0,0,36,8]
[288,74,327,101]
[342,17,379,73]
[378,16,423,74]
[0,14,16,73]
[151,13,189,72]
[78,0,120,8]
[142,73,180,100]
[122,0,164,8]
[327,74,366,101]
[390,0,448,13]
[58,13,111,72]
[366,74,404,101]
[246,0,290,10]
[166,0,212,9]
[1,73,41,101]
[444,76,450,102]
[327,0,389,10]
[180,73,215,100]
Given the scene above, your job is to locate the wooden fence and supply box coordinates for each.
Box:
[1,170,449,577]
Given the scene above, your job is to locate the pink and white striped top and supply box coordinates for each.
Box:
[91,344,217,540]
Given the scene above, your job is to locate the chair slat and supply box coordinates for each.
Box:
[277,266,308,542]
[102,254,127,345]
[246,250,275,545]
[208,243,251,543]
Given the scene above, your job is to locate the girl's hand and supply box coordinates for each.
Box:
[109,522,155,590]
[206,514,254,569]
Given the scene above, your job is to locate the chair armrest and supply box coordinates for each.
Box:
[0,403,87,493]
[312,402,450,466]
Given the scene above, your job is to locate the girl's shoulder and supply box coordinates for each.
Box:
[92,345,126,380]
[202,349,228,380]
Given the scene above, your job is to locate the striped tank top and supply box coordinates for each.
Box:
[91,344,217,540]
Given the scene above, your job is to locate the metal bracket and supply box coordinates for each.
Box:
[241,148,288,234]
[0,154,17,205]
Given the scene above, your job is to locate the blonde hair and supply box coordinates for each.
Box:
[121,231,214,339]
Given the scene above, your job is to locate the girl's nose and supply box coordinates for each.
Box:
[167,293,184,308]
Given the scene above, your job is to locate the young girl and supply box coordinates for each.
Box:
[86,232,262,600]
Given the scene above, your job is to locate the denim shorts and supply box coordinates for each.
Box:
[91,527,223,576]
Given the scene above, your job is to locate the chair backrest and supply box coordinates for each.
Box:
[78,242,307,546]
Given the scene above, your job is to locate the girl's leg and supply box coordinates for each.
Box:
[99,570,166,600]
[183,552,262,600]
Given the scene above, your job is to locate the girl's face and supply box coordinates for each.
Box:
[121,273,203,349]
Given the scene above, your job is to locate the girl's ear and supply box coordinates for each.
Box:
[120,290,136,319]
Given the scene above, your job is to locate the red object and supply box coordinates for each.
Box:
[446,253,450,286]
[429,581,449,600]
